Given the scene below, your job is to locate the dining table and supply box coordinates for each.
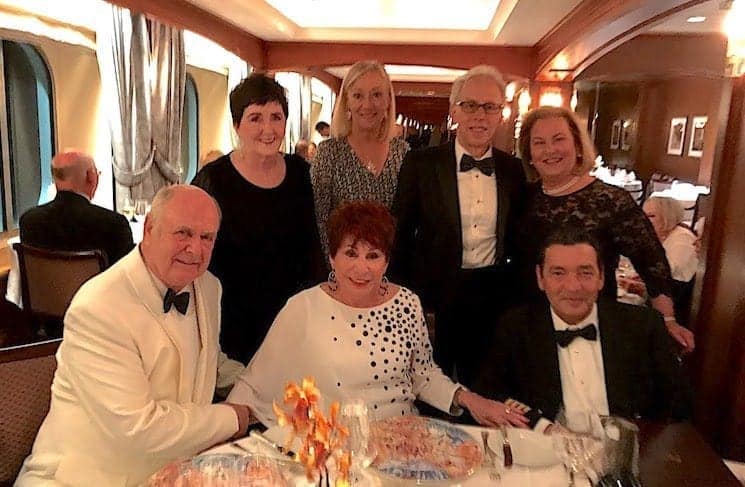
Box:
[200,420,740,486]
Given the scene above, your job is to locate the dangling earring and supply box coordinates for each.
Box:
[379,275,389,296]
[328,270,338,291]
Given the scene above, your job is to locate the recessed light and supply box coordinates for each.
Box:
[686,16,707,23]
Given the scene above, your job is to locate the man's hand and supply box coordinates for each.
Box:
[223,402,251,439]
[455,389,528,428]
[666,321,695,354]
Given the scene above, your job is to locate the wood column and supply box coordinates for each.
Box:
[691,75,745,461]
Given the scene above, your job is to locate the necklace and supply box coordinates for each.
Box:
[542,176,580,196]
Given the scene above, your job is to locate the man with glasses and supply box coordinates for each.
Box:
[391,65,526,389]
[20,150,134,267]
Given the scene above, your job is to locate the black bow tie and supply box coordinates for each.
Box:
[460,154,495,176]
[163,288,190,315]
[555,324,597,348]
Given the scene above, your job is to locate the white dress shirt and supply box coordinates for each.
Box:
[551,304,609,419]
[454,139,498,269]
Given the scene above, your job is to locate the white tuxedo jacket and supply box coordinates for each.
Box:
[16,248,244,486]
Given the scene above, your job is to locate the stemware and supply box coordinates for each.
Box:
[552,408,604,486]
[339,399,376,484]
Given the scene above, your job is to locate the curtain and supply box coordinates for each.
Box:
[96,5,185,205]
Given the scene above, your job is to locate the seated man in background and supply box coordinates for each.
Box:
[474,227,690,430]
[294,138,311,162]
[19,150,134,266]
[17,185,249,487]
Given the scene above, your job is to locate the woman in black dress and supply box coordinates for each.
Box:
[192,74,323,364]
[516,106,694,353]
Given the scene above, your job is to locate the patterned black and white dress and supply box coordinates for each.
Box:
[311,137,409,256]
[227,285,461,426]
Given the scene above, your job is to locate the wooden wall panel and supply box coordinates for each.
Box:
[691,75,745,461]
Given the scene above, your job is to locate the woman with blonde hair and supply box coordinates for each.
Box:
[516,105,694,353]
[311,60,408,257]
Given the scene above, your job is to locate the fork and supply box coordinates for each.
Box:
[481,430,501,482]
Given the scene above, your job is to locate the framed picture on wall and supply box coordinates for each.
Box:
[621,119,633,151]
[667,117,687,156]
[688,116,707,158]
[610,120,621,149]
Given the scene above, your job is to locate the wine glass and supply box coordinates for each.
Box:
[120,196,135,222]
[552,408,604,486]
[134,198,148,222]
[340,399,377,483]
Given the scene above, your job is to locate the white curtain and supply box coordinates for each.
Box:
[96,5,185,204]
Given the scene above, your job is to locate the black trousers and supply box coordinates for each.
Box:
[433,264,511,389]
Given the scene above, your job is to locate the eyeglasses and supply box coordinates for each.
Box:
[456,100,504,114]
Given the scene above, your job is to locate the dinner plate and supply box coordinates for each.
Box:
[369,415,483,484]
[486,428,561,468]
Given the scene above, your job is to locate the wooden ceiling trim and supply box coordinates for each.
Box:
[268,67,342,93]
[534,0,710,80]
[107,0,266,68]
[264,42,535,79]
[392,81,452,98]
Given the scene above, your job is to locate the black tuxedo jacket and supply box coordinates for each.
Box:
[473,298,691,422]
[19,190,134,267]
[390,141,526,308]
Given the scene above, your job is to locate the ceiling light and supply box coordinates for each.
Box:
[686,16,707,23]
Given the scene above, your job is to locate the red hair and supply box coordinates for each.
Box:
[327,200,396,259]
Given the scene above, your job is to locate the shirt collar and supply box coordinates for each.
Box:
[454,138,493,167]
[550,303,598,331]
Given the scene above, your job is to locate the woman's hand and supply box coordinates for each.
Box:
[666,320,695,354]
[455,389,529,428]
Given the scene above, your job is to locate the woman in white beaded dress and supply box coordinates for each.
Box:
[228,200,528,429]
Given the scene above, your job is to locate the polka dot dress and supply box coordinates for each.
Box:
[228,285,461,425]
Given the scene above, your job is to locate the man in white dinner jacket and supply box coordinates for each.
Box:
[17,185,250,487]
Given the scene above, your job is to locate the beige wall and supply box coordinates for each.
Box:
[186,65,233,166]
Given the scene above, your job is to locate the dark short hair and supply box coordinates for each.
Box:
[538,227,604,271]
[230,73,289,126]
[315,121,330,132]
[327,200,396,260]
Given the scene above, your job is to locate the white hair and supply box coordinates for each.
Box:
[449,65,506,106]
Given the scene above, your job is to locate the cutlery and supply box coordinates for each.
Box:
[480,430,501,482]
[499,425,513,467]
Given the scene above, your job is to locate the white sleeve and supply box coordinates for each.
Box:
[664,230,698,282]
[227,296,307,426]
[61,300,238,460]
[408,295,462,414]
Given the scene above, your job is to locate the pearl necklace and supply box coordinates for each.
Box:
[542,176,580,196]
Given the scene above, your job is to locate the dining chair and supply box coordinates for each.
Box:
[0,339,61,486]
[12,243,108,337]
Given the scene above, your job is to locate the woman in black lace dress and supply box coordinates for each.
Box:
[516,106,694,352]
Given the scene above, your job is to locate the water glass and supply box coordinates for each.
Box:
[340,399,376,481]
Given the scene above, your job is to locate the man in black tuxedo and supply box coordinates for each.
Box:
[391,65,526,388]
[20,151,134,266]
[474,228,690,428]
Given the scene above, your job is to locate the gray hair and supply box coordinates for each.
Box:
[644,196,685,235]
[449,65,506,106]
[148,185,222,224]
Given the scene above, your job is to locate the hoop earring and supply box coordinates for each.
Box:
[328,270,338,291]
[379,275,389,296]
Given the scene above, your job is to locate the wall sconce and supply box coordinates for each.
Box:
[570,90,578,111]
[502,104,512,121]
[396,113,404,124]
[539,91,563,107]
[724,0,745,75]
[505,81,517,102]
[517,89,532,115]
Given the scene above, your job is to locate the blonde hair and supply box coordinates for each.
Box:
[518,106,597,183]
[644,196,685,235]
[330,61,396,141]
[449,65,506,106]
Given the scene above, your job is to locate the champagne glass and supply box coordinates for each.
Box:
[552,408,604,486]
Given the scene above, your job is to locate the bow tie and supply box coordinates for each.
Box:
[460,154,495,176]
[163,288,190,315]
[555,323,597,348]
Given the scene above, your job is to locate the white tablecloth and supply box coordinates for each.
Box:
[207,425,582,486]
[4,220,144,308]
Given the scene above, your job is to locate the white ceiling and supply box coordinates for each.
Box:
[184,0,584,46]
[648,0,729,34]
[326,65,468,83]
